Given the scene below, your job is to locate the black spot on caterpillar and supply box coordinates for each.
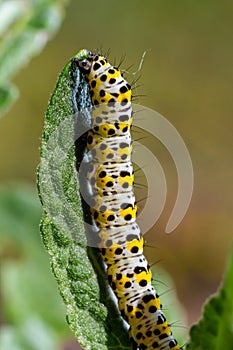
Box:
[71,49,183,350]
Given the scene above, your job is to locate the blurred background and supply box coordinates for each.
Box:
[0,0,232,349]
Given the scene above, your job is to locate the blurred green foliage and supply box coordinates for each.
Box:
[0,184,75,349]
[0,0,68,116]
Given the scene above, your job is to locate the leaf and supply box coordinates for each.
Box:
[187,247,233,350]
[0,84,18,116]
[37,54,132,350]
[0,0,69,117]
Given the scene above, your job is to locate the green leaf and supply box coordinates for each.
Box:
[0,84,18,116]
[187,247,233,350]
[0,0,69,117]
[37,54,132,350]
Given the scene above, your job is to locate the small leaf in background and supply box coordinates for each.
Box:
[187,247,233,350]
[0,0,69,116]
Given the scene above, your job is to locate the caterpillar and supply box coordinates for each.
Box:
[72,49,183,350]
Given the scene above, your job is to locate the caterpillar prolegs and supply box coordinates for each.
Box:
[72,49,183,350]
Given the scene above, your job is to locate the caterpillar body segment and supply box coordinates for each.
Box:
[72,49,182,350]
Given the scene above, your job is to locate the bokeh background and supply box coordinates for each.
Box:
[1,0,232,349]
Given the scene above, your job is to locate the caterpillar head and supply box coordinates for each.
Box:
[72,49,94,74]
[72,49,110,81]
